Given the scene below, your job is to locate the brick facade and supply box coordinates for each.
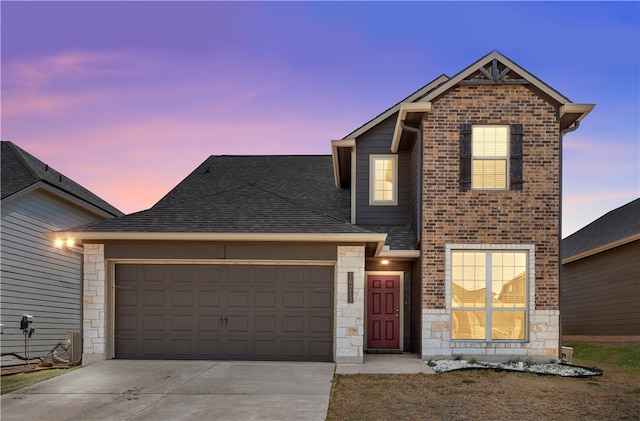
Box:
[420,84,561,360]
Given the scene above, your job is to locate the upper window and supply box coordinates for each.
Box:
[369,155,398,205]
[472,126,509,189]
[451,250,527,341]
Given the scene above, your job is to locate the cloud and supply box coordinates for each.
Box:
[3,51,144,88]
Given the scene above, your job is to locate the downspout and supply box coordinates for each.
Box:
[400,120,422,244]
[557,120,579,358]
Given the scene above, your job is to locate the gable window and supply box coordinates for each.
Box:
[450,249,528,341]
[369,155,398,205]
[460,124,523,191]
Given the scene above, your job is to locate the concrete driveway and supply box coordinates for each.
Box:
[1,360,335,421]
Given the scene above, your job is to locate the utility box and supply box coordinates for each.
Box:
[67,331,82,364]
[561,346,573,363]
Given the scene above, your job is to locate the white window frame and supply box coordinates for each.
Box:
[446,244,535,342]
[472,125,510,190]
[369,154,398,206]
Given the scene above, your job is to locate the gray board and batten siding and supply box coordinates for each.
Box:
[355,116,412,226]
[0,189,100,365]
[561,240,640,336]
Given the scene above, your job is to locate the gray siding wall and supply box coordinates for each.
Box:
[355,116,412,225]
[1,190,103,366]
[561,240,640,335]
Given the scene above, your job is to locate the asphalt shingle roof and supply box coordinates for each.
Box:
[562,197,640,259]
[1,141,123,217]
[64,154,418,249]
[73,155,363,234]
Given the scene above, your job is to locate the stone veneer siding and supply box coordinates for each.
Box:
[335,245,366,363]
[82,243,106,364]
[421,84,561,360]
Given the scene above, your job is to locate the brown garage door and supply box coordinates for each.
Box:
[115,264,334,361]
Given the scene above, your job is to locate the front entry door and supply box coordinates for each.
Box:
[366,275,400,349]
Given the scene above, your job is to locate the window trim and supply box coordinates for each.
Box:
[369,154,398,206]
[446,244,535,343]
[471,125,510,190]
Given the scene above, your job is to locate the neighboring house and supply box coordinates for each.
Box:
[561,198,640,336]
[1,141,123,366]
[47,51,594,364]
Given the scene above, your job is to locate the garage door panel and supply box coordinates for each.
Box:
[227,291,249,308]
[171,290,194,307]
[170,265,197,282]
[227,266,254,283]
[143,265,166,282]
[198,290,220,307]
[310,291,332,308]
[198,315,222,332]
[197,338,221,356]
[117,289,138,306]
[309,316,332,333]
[143,314,165,331]
[254,266,277,283]
[254,291,276,308]
[254,316,276,332]
[143,290,165,306]
[115,264,334,361]
[283,291,304,308]
[171,314,193,331]
[143,338,164,356]
[199,266,222,283]
[170,339,193,355]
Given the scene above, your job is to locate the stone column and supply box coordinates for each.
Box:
[82,243,106,364]
[335,245,365,363]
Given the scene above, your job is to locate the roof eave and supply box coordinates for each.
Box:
[2,181,122,219]
[559,103,596,132]
[562,233,640,264]
[390,102,432,153]
[331,139,356,188]
[342,74,449,141]
[43,230,388,249]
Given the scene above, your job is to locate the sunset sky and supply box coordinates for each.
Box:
[2,1,638,237]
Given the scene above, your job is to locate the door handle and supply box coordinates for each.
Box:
[219,317,229,327]
[395,308,399,318]
[224,317,228,327]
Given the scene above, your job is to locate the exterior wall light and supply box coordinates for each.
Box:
[381,259,389,265]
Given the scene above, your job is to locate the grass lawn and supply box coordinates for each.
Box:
[327,342,640,421]
[1,367,81,395]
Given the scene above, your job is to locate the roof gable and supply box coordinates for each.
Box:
[562,197,640,262]
[1,141,123,217]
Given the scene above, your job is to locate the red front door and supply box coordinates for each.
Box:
[366,275,400,349]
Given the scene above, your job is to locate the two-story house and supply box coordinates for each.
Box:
[47,52,593,364]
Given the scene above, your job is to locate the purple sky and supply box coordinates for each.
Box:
[2,1,638,237]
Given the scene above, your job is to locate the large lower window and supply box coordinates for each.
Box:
[451,250,527,340]
[472,126,509,189]
[369,155,398,205]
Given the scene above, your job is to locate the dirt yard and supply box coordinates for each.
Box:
[328,354,640,420]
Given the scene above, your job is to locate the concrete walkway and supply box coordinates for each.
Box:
[336,353,435,374]
[1,360,334,421]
